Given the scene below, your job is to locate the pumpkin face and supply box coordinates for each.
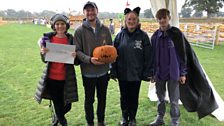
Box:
[93,45,118,63]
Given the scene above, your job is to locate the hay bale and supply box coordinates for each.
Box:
[0,17,7,25]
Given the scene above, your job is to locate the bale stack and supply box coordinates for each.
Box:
[0,17,7,25]
[69,15,85,29]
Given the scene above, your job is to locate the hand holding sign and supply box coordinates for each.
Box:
[45,42,76,64]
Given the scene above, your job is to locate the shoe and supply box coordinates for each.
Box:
[60,118,67,126]
[51,114,59,126]
[120,118,129,126]
[129,119,136,126]
[171,124,179,126]
[171,118,180,126]
[149,119,165,126]
[97,122,106,126]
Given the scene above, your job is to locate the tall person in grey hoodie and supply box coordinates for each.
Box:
[73,1,112,126]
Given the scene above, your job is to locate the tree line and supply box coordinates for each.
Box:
[1,0,224,20]
[0,9,58,20]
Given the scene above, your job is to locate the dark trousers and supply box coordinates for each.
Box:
[155,80,180,125]
[118,80,141,121]
[46,79,71,125]
[82,74,109,124]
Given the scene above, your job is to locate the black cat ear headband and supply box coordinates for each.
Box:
[124,7,141,16]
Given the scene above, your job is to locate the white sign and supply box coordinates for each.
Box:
[45,42,76,64]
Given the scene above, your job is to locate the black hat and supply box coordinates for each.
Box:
[83,1,98,10]
[124,7,141,16]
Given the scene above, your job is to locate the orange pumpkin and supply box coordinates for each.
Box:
[93,45,118,63]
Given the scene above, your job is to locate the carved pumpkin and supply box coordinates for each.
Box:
[93,45,118,63]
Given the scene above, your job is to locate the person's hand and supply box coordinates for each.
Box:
[41,47,49,54]
[143,76,151,82]
[109,73,117,82]
[40,36,50,48]
[150,76,156,83]
[90,57,105,65]
[71,52,76,58]
[179,76,186,84]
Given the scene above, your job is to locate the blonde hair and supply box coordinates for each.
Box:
[124,11,140,29]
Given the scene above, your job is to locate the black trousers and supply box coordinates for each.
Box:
[118,80,141,121]
[46,79,71,125]
[82,74,109,124]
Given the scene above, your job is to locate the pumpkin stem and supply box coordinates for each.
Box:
[103,40,106,45]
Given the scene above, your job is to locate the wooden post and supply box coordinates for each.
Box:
[215,25,220,45]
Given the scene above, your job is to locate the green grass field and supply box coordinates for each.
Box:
[0,24,224,126]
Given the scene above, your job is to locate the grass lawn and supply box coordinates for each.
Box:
[0,23,224,126]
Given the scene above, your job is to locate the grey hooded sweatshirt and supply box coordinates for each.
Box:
[74,18,112,77]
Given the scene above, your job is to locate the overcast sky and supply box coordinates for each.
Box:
[0,0,186,13]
